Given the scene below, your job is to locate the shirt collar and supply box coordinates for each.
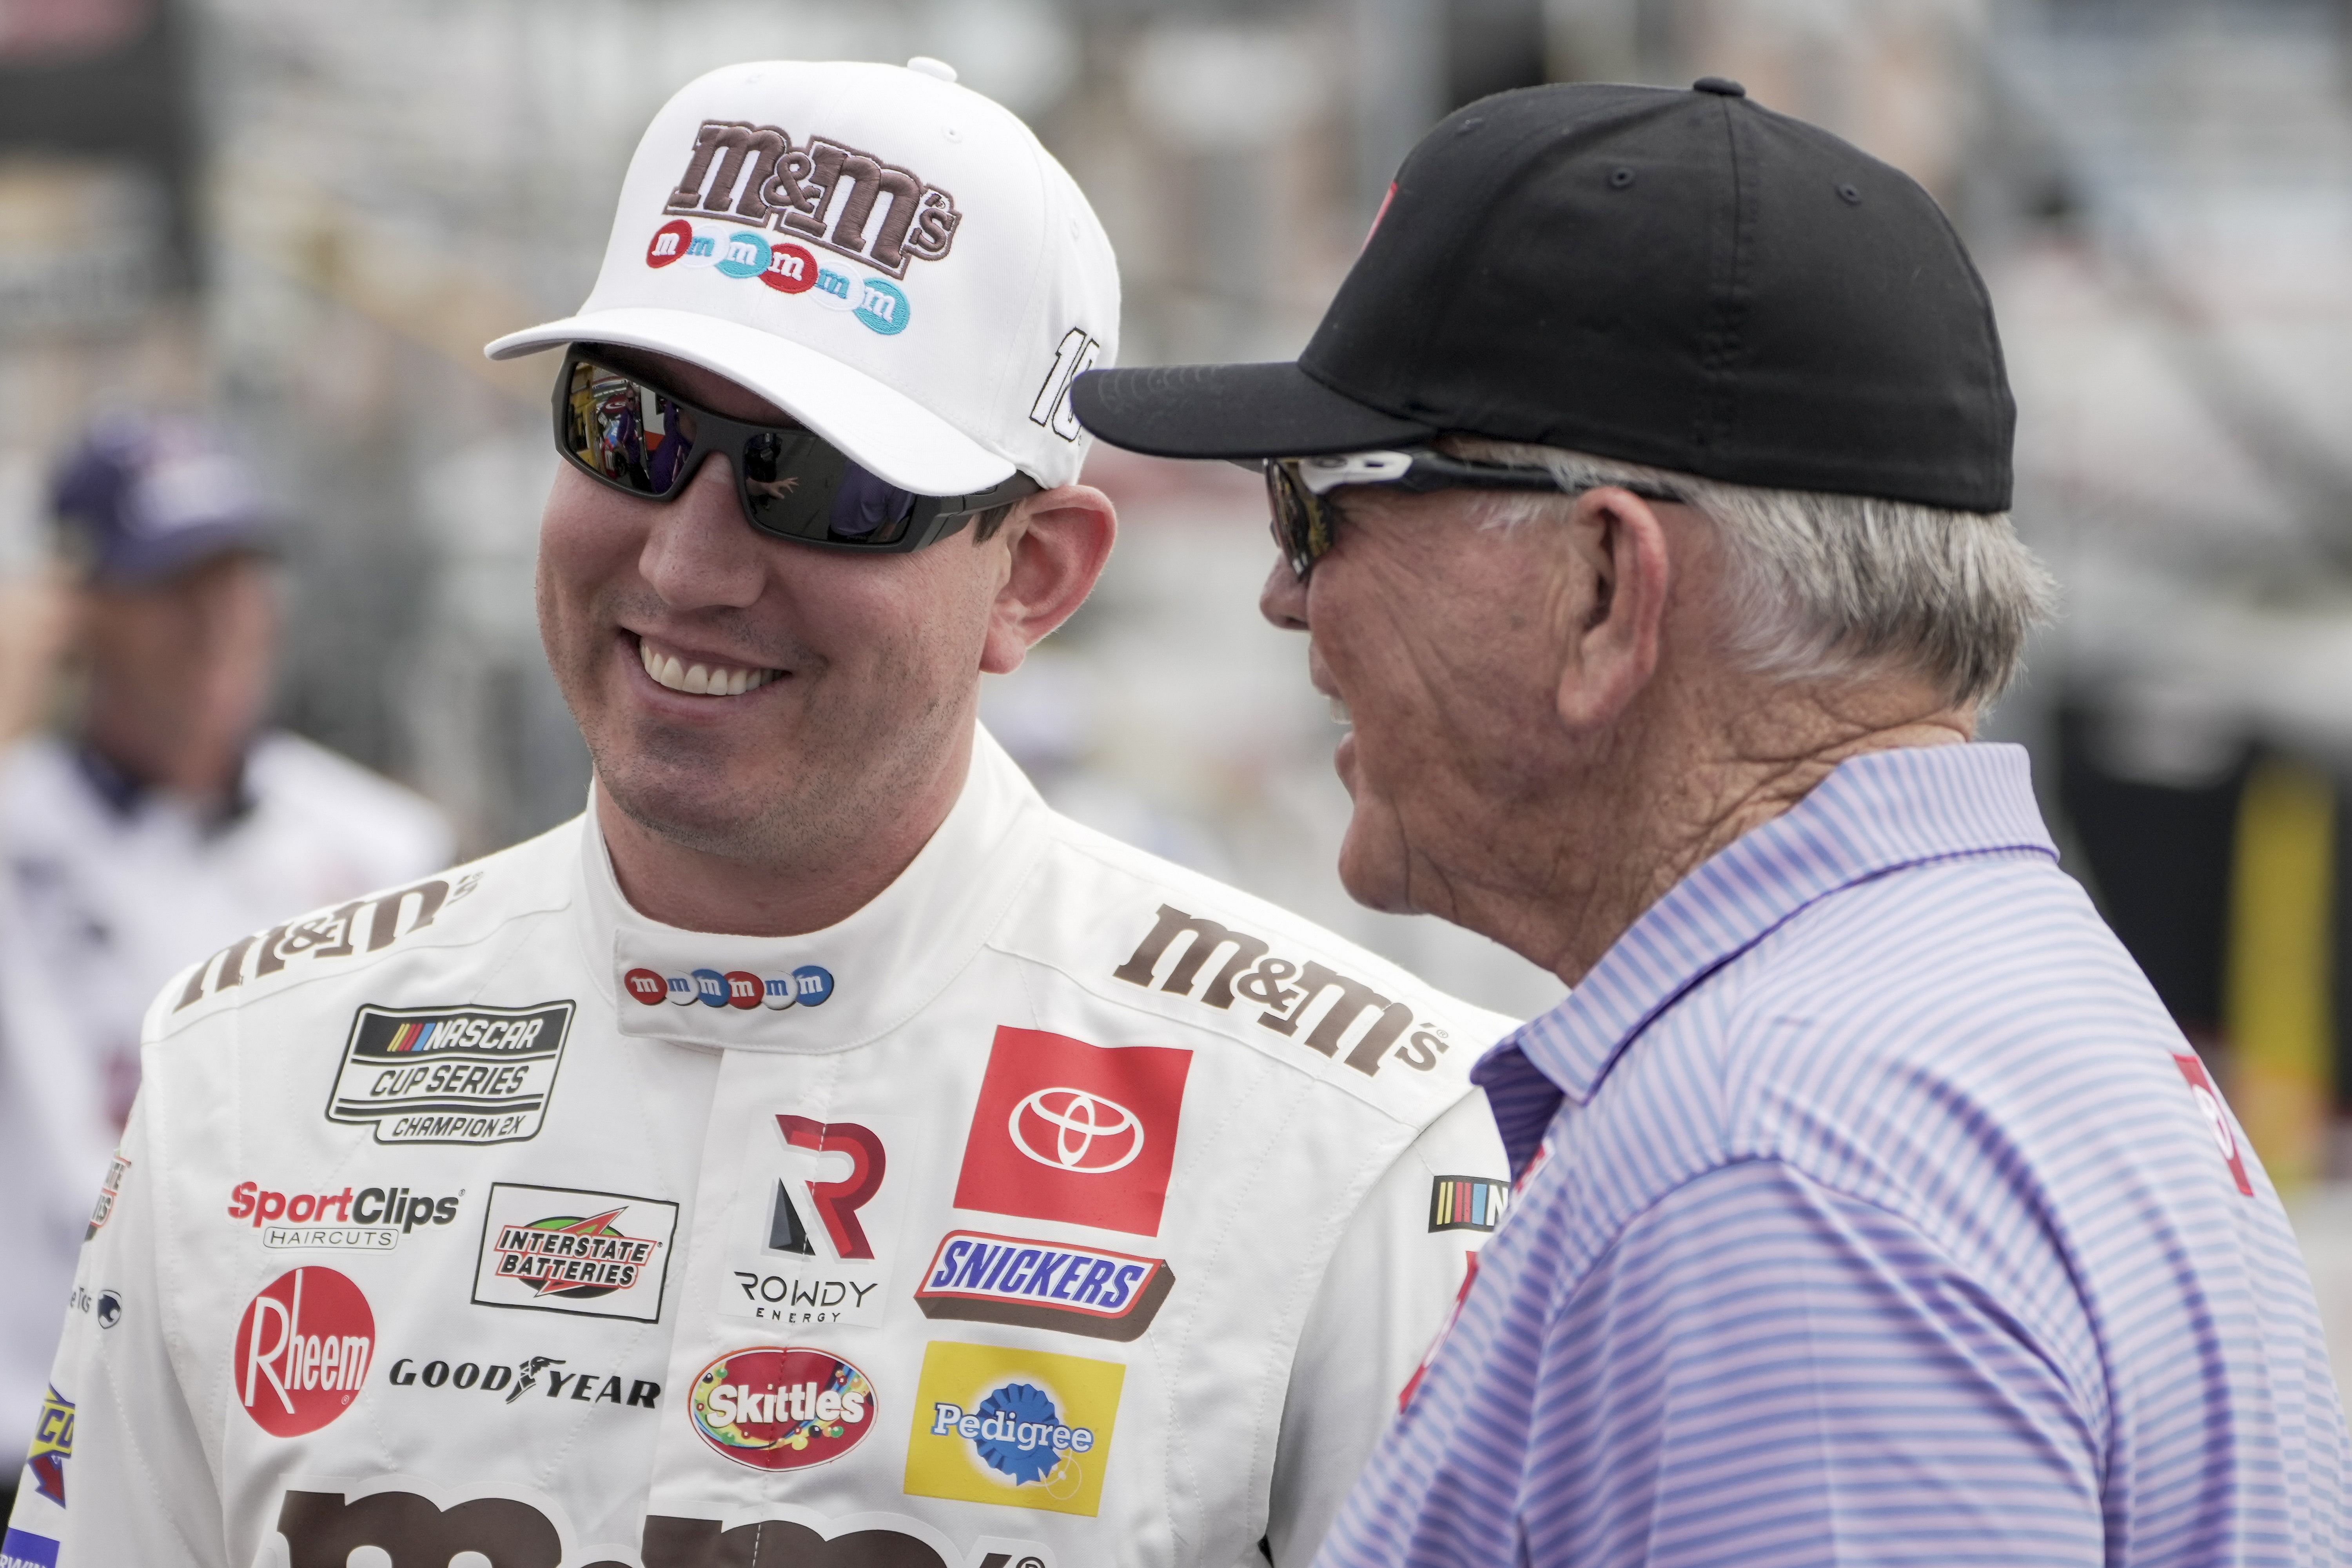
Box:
[1478,743,2056,1118]
[574,722,1051,1053]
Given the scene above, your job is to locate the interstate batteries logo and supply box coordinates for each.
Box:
[471,1182,679,1323]
[325,1001,575,1145]
[690,1346,876,1471]
[905,1341,1124,1517]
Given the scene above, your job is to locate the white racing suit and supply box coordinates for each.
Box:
[6,730,1513,1568]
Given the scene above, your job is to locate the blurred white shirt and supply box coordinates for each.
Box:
[0,729,452,1467]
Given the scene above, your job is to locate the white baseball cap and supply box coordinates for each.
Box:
[485,58,1118,495]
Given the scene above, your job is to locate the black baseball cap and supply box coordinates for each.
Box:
[50,414,276,586]
[1073,79,2014,513]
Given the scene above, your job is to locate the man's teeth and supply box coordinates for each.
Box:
[639,640,776,697]
[1328,696,1352,728]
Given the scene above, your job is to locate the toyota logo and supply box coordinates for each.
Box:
[1009,1087,1143,1174]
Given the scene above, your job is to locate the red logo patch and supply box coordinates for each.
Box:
[623,967,668,1005]
[233,1267,376,1436]
[776,1116,886,1259]
[2172,1053,2254,1196]
[761,241,818,293]
[646,218,695,268]
[952,1027,1191,1238]
[689,1346,875,1470]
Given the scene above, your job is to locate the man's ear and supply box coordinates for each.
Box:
[979,483,1117,675]
[1555,486,1671,731]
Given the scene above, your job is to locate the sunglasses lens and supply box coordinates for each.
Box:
[824,464,919,546]
[739,432,920,547]
[560,353,938,550]
[563,359,697,496]
[1267,463,1323,579]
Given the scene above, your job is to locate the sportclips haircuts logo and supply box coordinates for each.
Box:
[1114,904,1456,1077]
[229,1180,459,1252]
[622,964,834,1012]
[664,120,958,279]
[233,1267,375,1436]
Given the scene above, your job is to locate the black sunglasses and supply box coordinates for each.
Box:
[1264,448,1684,581]
[554,349,1038,552]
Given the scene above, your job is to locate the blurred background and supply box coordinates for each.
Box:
[7,0,2352,1397]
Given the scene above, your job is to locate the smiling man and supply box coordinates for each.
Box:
[7,59,1510,1568]
[1076,80,2350,1568]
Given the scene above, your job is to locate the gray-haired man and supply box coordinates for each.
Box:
[1078,78,2348,1568]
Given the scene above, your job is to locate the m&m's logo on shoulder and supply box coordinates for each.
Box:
[621,965,834,1012]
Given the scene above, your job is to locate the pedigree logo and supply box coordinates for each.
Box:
[1112,904,1456,1078]
[664,120,960,279]
[233,1267,375,1436]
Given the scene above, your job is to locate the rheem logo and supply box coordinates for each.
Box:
[233,1267,375,1436]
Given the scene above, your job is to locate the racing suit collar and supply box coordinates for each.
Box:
[581,722,1050,1053]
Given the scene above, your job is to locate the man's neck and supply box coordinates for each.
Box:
[1477,679,1974,986]
[594,735,975,938]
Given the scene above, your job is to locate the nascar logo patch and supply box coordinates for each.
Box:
[325,1002,575,1146]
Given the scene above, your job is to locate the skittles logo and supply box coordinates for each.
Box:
[690,1346,875,1470]
[644,220,910,335]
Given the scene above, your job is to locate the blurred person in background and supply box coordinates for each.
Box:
[7,60,1510,1568]
[0,413,451,1522]
[1079,79,2350,1568]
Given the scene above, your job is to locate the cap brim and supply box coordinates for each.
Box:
[1070,361,1437,461]
[486,307,1017,496]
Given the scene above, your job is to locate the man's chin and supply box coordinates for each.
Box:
[596,757,786,863]
[1334,811,1419,915]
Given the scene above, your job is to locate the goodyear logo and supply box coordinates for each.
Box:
[325,1002,575,1145]
[903,1341,1123,1517]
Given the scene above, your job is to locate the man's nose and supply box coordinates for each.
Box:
[637,452,765,610]
[1259,555,1309,632]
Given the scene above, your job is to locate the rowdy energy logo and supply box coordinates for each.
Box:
[904,1341,1124,1517]
[724,1114,902,1330]
[915,1231,1174,1342]
[690,1346,875,1470]
[1113,904,1455,1078]
[233,1267,375,1436]
[952,1027,1190,1238]
[471,1182,680,1323]
[325,1001,575,1145]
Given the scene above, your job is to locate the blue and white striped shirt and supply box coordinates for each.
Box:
[1316,744,2349,1568]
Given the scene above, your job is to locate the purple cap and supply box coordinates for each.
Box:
[50,414,275,586]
